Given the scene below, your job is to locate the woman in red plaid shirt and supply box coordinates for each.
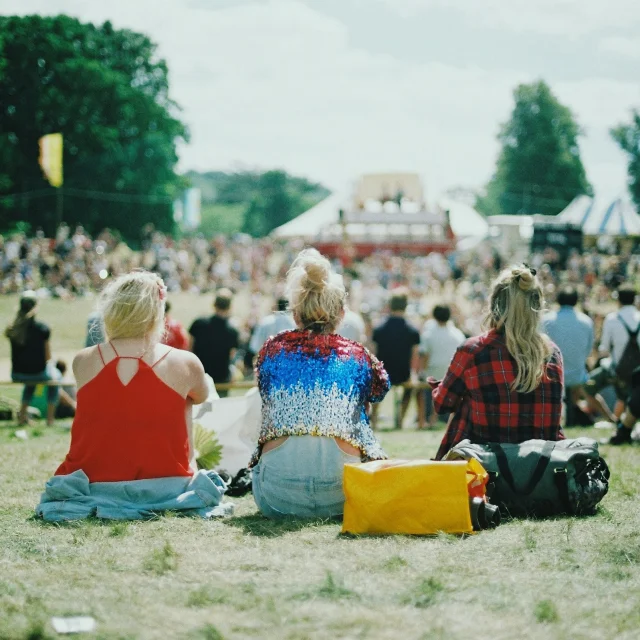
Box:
[432,265,565,460]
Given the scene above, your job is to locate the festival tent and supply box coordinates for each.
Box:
[557,196,640,236]
[272,194,489,240]
[437,197,489,239]
[272,193,344,238]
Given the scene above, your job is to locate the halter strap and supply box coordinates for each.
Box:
[109,341,151,360]
[97,343,106,366]
[151,347,172,368]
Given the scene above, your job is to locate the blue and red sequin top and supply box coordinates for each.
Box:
[250,330,390,467]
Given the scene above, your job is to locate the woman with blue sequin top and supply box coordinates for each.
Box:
[250,248,390,519]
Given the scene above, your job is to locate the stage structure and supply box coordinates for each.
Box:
[274,173,455,259]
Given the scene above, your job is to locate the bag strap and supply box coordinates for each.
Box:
[617,313,640,339]
[552,469,573,514]
[490,440,556,496]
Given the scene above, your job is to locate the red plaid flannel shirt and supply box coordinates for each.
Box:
[433,329,565,460]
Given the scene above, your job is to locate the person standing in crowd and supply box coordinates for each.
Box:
[596,285,640,444]
[4,291,59,426]
[433,265,565,460]
[85,310,105,347]
[337,305,367,344]
[247,297,296,360]
[162,300,189,350]
[189,288,239,397]
[251,248,389,519]
[371,289,420,429]
[542,286,594,426]
[417,304,465,429]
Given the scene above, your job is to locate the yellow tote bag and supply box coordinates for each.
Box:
[342,459,487,536]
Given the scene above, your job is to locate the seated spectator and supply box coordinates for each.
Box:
[251,248,389,519]
[417,304,465,429]
[54,270,209,482]
[586,285,640,442]
[4,291,59,426]
[29,360,77,420]
[433,265,565,460]
[608,365,640,445]
[162,300,189,350]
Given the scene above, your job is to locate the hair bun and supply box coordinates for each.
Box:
[303,262,327,292]
[515,268,534,291]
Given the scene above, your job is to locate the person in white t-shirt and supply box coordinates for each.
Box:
[594,285,640,444]
[586,285,640,425]
[337,307,367,344]
[417,304,466,429]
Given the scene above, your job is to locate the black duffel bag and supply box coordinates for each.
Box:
[445,438,610,518]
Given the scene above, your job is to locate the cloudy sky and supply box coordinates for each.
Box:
[3,0,640,203]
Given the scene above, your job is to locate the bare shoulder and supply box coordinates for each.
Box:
[73,346,103,385]
[73,346,99,369]
[162,347,204,374]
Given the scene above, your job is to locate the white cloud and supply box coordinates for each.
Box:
[599,36,640,59]
[376,0,640,36]
[1,0,637,201]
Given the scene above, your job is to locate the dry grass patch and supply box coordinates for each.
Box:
[1,421,640,638]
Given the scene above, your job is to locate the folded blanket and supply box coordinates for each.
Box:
[36,469,234,521]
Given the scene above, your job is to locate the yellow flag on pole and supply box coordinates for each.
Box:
[38,133,63,188]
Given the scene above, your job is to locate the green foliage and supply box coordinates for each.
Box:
[143,541,179,575]
[186,169,329,237]
[477,80,591,216]
[0,15,187,240]
[534,600,559,623]
[193,422,223,470]
[402,577,445,609]
[611,110,640,209]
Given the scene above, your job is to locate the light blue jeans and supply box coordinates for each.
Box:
[252,436,361,519]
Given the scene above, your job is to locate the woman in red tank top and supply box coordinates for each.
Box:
[55,271,209,483]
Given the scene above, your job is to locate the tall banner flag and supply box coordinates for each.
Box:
[38,133,63,188]
[183,187,201,229]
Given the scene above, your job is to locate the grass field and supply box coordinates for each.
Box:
[0,424,639,639]
[1,299,640,639]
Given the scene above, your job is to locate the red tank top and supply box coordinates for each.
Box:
[56,343,192,482]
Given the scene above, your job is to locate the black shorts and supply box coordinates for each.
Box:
[628,366,640,417]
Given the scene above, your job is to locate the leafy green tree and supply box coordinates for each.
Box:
[0,15,187,240]
[242,171,295,237]
[611,110,640,209]
[477,80,591,216]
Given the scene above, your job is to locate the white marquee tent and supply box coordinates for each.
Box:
[272,194,488,240]
[557,195,640,236]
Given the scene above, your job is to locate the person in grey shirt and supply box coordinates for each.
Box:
[85,311,105,347]
[542,286,594,426]
[248,297,296,357]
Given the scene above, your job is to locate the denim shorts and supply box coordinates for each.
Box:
[252,435,361,519]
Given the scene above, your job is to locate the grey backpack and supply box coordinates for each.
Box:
[445,438,610,518]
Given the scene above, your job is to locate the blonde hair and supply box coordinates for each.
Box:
[485,265,553,394]
[98,271,166,343]
[286,248,346,332]
[5,292,38,346]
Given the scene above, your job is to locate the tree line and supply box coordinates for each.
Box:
[1,15,639,243]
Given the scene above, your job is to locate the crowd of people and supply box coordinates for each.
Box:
[1,223,639,520]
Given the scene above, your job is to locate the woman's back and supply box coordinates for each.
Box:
[56,342,194,482]
[253,329,388,465]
